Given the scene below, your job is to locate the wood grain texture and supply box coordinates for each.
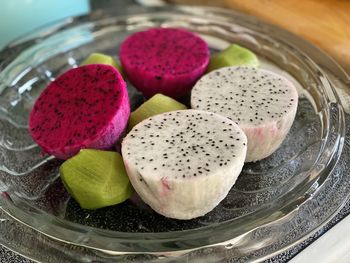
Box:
[169,0,350,72]
[226,0,350,72]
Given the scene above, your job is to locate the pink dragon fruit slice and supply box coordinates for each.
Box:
[191,66,299,162]
[29,64,130,159]
[119,27,210,99]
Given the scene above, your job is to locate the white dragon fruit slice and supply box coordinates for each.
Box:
[121,110,247,220]
[191,66,298,162]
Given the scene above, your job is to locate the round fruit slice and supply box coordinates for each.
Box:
[60,149,134,210]
[119,27,210,99]
[29,64,130,159]
[122,110,247,220]
[191,66,298,162]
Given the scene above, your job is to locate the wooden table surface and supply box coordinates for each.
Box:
[171,0,350,73]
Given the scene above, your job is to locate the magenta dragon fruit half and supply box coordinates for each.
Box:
[29,64,130,160]
[119,27,210,99]
[191,66,299,162]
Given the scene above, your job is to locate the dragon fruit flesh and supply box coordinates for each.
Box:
[29,64,130,159]
[191,66,298,162]
[122,110,247,220]
[119,27,210,99]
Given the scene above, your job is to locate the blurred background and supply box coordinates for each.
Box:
[0,0,349,72]
[0,0,90,49]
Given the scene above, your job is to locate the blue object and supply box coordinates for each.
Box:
[0,0,90,49]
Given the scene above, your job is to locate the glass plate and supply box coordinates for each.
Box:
[0,5,349,263]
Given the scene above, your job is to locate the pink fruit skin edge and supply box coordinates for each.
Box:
[74,89,130,151]
[29,65,130,160]
[241,77,298,162]
[241,105,297,162]
[120,28,210,99]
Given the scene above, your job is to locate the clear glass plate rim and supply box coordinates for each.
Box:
[0,5,347,254]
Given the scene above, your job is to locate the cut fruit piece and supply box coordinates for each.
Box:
[29,64,130,159]
[207,44,259,72]
[119,27,210,99]
[60,149,134,210]
[191,66,298,162]
[122,110,247,220]
[81,52,123,74]
[128,93,187,129]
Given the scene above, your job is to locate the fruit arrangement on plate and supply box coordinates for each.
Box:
[29,27,298,220]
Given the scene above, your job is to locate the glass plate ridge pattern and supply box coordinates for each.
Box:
[0,5,348,262]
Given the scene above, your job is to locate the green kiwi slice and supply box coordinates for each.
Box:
[128,93,187,129]
[81,52,123,75]
[60,149,133,210]
[208,44,259,72]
